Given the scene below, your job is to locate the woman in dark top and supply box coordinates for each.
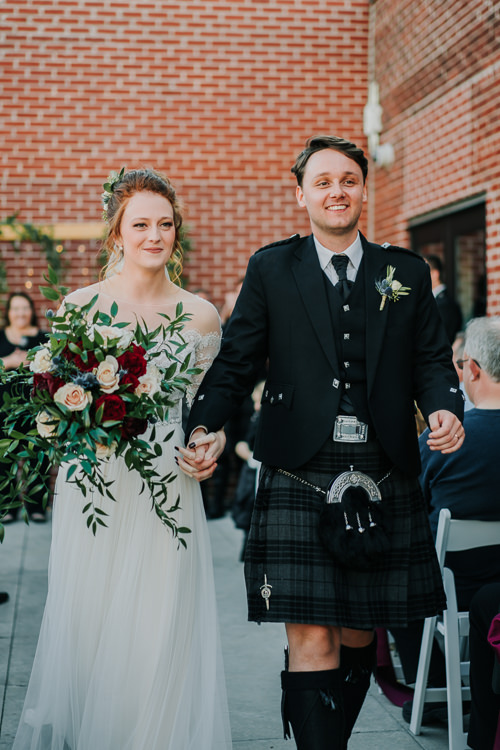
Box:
[0,291,49,522]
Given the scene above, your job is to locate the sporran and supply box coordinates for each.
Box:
[276,465,393,570]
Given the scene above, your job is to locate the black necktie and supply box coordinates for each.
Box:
[330,254,352,301]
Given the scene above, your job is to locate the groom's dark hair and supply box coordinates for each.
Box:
[291,135,368,186]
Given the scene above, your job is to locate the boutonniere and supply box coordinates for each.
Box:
[375,265,411,310]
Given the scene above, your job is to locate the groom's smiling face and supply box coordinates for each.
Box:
[295,149,367,245]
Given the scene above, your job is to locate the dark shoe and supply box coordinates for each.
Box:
[402,699,448,725]
[30,512,46,523]
[206,511,225,520]
[0,592,9,604]
[402,697,471,725]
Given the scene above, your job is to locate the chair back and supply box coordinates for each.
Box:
[434,508,500,571]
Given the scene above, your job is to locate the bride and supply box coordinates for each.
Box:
[13,169,232,749]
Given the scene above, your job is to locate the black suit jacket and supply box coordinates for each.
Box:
[187,234,464,477]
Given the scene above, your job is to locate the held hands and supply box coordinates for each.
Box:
[176,428,226,482]
[427,410,464,454]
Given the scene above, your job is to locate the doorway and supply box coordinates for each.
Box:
[409,197,486,324]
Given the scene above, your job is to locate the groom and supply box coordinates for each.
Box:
[181,135,464,749]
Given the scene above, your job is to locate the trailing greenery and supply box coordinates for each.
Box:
[0,215,64,296]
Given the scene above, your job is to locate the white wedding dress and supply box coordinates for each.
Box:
[13,295,232,750]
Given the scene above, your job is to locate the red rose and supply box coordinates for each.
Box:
[121,416,148,439]
[95,394,127,423]
[117,345,147,378]
[60,342,98,372]
[73,351,99,372]
[33,372,65,398]
[119,372,140,392]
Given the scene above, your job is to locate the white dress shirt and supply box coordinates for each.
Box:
[314,232,363,286]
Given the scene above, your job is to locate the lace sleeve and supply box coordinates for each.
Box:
[185,331,221,407]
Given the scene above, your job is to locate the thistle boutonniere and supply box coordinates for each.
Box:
[375,265,411,311]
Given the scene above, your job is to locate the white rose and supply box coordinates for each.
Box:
[95,355,120,393]
[391,280,402,291]
[89,324,133,349]
[95,440,118,459]
[30,347,53,374]
[54,383,92,412]
[35,410,59,438]
[135,363,162,397]
[115,328,134,348]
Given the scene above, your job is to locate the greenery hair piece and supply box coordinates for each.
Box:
[101,167,125,220]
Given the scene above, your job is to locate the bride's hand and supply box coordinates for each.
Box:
[176,429,226,482]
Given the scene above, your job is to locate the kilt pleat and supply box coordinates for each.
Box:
[244,437,446,628]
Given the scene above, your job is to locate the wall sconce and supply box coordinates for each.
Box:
[363,81,395,168]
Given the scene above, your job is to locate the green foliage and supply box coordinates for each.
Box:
[0,267,199,546]
[0,214,63,271]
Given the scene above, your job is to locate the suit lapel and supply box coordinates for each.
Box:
[362,235,391,395]
[291,235,340,373]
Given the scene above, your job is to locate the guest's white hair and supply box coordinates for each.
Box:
[464,317,500,382]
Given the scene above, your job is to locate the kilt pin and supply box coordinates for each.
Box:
[187,231,464,747]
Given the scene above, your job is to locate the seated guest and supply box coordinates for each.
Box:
[452,331,474,412]
[391,316,500,723]
[468,582,500,750]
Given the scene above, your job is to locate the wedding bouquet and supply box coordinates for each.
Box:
[0,269,197,546]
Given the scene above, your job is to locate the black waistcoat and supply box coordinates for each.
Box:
[323,259,373,428]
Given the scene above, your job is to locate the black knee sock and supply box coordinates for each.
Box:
[340,636,377,747]
[281,668,345,749]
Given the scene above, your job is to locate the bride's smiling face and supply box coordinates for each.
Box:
[117,191,176,272]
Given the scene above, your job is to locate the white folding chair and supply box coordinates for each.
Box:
[409,508,500,750]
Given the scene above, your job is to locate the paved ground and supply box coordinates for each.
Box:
[0,512,452,749]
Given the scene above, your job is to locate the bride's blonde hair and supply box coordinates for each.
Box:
[100,169,184,284]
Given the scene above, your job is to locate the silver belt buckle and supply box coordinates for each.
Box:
[333,415,368,443]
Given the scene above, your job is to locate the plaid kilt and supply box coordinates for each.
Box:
[244,436,446,629]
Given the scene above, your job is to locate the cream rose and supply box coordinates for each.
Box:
[54,383,92,412]
[89,324,134,349]
[35,410,59,438]
[30,347,53,374]
[95,440,118,459]
[95,355,120,393]
[135,363,162,398]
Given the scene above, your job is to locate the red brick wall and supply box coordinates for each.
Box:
[1,0,369,313]
[371,0,500,313]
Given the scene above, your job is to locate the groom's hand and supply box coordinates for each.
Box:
[176,429,226,482]
[427,410,464,454]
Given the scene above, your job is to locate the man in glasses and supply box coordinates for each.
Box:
[394,315,500,725]
[452,331,474,411]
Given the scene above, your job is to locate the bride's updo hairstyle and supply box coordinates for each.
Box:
[101,168,184,283]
